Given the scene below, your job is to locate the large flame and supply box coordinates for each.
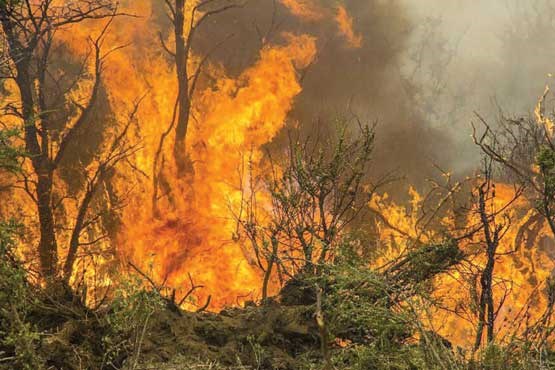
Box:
[67,0,322,308]
[371,184,555,346]
[2,0,321,307]
[118,31,317,308]
[57,1,322,308]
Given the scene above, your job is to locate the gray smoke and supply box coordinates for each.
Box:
[401,0,555,172]
[146,0,555,195]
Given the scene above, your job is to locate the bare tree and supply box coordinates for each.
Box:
[152,0,243,212]
[472,90,555,238]
[233,150,283,299]
[470,159,520,350]
[398,15,467,128]
[62,99,143,283]
[0,1,134,288]
[235,123,381,298]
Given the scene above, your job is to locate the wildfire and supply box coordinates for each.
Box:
[117,31,317,308]
[371,183,555,346]
[51,0,320,308]
[2,0,321,307]
[6,0,552,350]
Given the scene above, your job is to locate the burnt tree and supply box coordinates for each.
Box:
[467,160,520,350]
[472,93,555,239]
[0,1,134,287]
[235,124,381,298]
[152,0,242,210]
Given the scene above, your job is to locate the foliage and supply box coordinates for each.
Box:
[0,100,38,369]
[101,276,165,369]
[129,356,254,370]
[237,123,377,298]
[305,242,419,369]
[0,220,43,369]
[321,254,409,341]
[385,239,463,290]
[537,146,555,211]
[464,343,555,370]
[330,344,424,370]
[0,128,23,174]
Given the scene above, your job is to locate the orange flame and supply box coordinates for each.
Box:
[57,1,318,308]
[2,0,317,308]
[114,24,317,308]
[371,184,555,346]
[279,0,324,21]
[336,5,363,48]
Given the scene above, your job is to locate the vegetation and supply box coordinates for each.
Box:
[0,1,555,369]
[0,220,43,370]
[2,114,555,369]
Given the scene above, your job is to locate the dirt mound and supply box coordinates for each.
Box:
[139,301,318,369]
[35,298,320,370]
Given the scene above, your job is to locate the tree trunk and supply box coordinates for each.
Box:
[14,60,59,280]
[474,182,498,350]
[36,170,58,279]
[485,255,495,344]
[172,0,192,174]
[262,236,279,300]
[63,185,95,282]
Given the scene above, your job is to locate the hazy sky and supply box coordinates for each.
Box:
[398,0,555,171]
[403,0,554,106]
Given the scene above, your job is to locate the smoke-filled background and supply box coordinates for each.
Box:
[401,0,555,172]
[151,0,555,194]
[194,0,456,192]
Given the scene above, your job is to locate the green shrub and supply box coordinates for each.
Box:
[101,276,165,369]
[300,242,418,369]
[0,220,44,370]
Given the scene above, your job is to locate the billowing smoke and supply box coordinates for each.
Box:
[401,0,555,172]
[171,0,555,193]
[145,0,459,194]
[199,0,555,189]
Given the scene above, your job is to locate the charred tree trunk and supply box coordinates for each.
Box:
[156,0,240,185]
[36,167,58,279]
[63,181,96,282]
[475,253,496,350]
[10,54,59,280]
[1,2,116,286]
[474,181,501,350]
[172,0,192,175]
